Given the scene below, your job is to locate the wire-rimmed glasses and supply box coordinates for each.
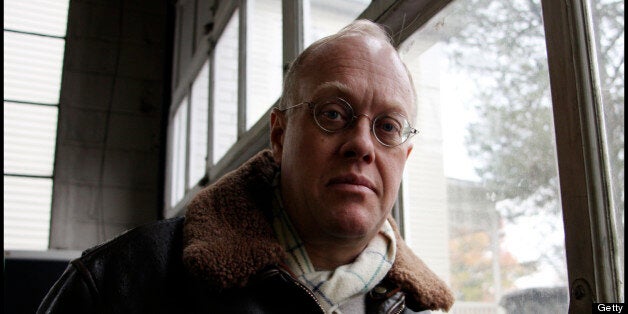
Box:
[278,97,418,147]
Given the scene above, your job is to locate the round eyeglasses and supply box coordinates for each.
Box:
[278,97,418,147]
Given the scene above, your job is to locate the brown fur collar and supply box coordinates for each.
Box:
[182,150,454,311]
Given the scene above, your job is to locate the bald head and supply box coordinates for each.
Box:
[279,20,417,122]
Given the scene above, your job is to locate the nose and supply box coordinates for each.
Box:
[339,115,375,163]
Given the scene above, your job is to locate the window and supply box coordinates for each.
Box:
[189,61,210,188]
[304,0,371,46]
[167,61,210,208]
[246,0,283,129]
[4,0,69,250]
[589,0,624,283]
[212,10,240,163]
[399,1,568,310]
[169,97,188,207]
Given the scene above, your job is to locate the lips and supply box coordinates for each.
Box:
[326,174,378,194]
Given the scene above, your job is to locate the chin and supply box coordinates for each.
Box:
[326,217,376,239]
[319,203,386,239]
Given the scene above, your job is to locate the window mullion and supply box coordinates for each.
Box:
[282,0,304,74]
[164,114,175,215]
[541,0,621,306]
[238,0,247,138]
[206,48,216,173]
[184,88,192,194]
[366,0,454,46]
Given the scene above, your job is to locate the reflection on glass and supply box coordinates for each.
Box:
[171,98,188,207]
[304,0,371,47]
[189,61,209,188]
[213,10,239,163]
[589,0,624,298]
[398,0,568,312]
[247,0,282,129]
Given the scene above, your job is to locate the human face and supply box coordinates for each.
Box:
[270,35,414,244]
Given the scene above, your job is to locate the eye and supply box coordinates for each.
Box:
[315,100,352,131]
[321,109,342,120]
[375,116,402,134]
[319,102,347,119]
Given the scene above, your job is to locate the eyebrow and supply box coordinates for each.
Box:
[310,81,352,99]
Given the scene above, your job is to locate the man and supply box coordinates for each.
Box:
[38,20,454,313]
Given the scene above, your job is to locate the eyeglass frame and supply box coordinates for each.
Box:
[275,96,419,147]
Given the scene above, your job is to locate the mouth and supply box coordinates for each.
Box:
[326,174,377,195]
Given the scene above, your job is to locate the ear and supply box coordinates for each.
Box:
[405,143,413,160]
[270,109,286,165]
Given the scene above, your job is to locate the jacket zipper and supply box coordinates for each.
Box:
[387,293,406,314]
[273,267,407,314]
[391,303,405,314]
[276,268,325,313]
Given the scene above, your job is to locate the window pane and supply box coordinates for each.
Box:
[4,102,58,176]
[189,61,209,188]
[4,0,67,251]
[213,10,239,163]
[304,0,371,47]
[398,1,568,312]
[590,0,624,296]
[4,0,70,37]
[4,176,53,250]
[247,0,282,129]
[4,32,65,104]
[170,98,188,207]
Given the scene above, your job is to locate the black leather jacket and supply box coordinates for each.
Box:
[37,217,427,314]
[38,150,453,313]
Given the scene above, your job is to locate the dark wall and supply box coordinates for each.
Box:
[49,0,173,250]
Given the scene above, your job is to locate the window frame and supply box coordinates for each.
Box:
[540,0,623,305]
[3,1,68,250]
[166,0,624,306]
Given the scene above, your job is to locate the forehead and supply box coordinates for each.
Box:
[311,82,412,120]
[299,36,414,115]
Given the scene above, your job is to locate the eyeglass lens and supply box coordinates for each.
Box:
[313,98,412,146]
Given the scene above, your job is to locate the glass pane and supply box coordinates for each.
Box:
[4,102,58,176]
[304,0,371,47]
[170,98,188,207]
[4,32,65,104]
[4,0,70,37]
[589,0,624,298]
[213,10,239,164]
[4,176,53,250]
[246,0,282,129]
[189,60,209,188]
[398,1,569,312]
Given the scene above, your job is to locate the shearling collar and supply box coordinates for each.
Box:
[182,150,454,311]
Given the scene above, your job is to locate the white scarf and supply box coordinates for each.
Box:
[271,175,396,314]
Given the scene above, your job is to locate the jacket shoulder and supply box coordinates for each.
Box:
[38,217,187,313]
[82,216,185,258]
[76,216,187,290]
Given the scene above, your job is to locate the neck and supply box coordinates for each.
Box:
[302,237,370,270]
